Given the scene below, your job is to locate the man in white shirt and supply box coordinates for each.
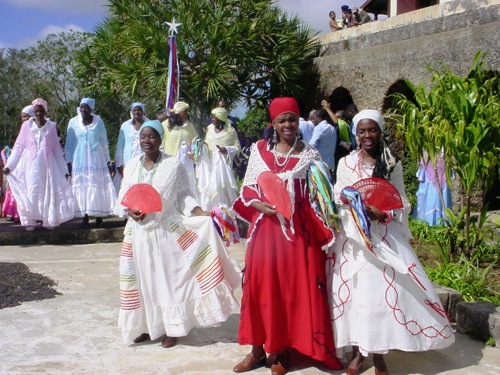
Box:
[299,117,314,143]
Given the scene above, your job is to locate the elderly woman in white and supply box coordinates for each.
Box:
[196,107,240,211]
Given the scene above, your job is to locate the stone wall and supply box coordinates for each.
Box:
[315,0,500,111]
[315,0,499,210]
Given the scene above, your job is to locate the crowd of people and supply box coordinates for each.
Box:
[0,95,455,375]
[329,5,374,32]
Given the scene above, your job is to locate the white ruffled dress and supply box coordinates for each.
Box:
[327,151,454,357]
[115,153,241,343]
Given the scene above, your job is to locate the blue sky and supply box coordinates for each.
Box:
[0,0,366,49]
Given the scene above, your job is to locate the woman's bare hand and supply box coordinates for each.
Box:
[128,209,146,222]
[365,204,386,221]
[252,201,277,216]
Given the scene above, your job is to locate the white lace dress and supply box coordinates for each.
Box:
[327,151,454,357]
[5,119,74,227]
[114,153,241,343]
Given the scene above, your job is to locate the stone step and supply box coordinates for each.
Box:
[0,217,125,246]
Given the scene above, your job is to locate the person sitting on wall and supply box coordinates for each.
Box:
[352,7,373,26]
[329,11,343,32]
[340,5,350,27]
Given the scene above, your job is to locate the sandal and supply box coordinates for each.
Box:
[161,335,177,348]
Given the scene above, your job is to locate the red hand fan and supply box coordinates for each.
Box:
[257,171,292,220]
[121,183,163,213]
[351,177,403,210]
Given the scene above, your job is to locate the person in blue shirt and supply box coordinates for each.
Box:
[309,109,337,171]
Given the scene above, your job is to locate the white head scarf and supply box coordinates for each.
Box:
[22,105,35,118]
[171,101,189,114]
[80,98,96,111]
[211,107,228,123]
[353,109,384,134]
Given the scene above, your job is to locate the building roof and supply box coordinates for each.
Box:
[361,0,389,15]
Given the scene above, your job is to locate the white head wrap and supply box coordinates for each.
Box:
[171,101,189,114]
[80,98,96,111]
[130,102,145,111]
[353,109,384,134]
[211,107,228,123]
[31,98,48,113]
[22,105,35,118]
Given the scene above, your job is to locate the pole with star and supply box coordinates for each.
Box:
[165,18,182,114]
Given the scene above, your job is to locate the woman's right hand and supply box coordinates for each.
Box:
[252,201,277,216]
[3,167,10,175]
[127,209,146,222]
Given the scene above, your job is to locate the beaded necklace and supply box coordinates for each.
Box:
[357,151,375,178]
[273,137,298,172]
[138,153,161,184]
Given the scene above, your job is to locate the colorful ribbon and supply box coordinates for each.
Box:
[341,186,373,251]
[307,161,339,231]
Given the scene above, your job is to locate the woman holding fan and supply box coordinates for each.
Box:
[327,110,454,375]
[232,97,343,375]
[114,120,240,348]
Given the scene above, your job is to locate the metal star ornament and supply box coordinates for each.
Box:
[165,18,182,35]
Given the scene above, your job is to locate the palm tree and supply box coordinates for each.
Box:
[76,0,318,123]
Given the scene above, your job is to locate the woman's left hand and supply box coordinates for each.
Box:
[216,145,228,154]
[365,204,387,221]
[191,206,210,216]
[128,209,146,222]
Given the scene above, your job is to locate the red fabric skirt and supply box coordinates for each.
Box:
[235,188,342,370]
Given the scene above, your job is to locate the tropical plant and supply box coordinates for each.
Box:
[23,31,93,129]
[76,0,319,125]
[0,48,37,146]
[425,255,500,305]
[238,106,268,138]
[393,53,500,258]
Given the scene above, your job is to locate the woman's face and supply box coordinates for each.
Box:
[21,112,31,122]
[140,127,162,154]
[273,112,299,143]
[211,115,222,127]
[178,109,188,123]
[356,119,381,152]
[34,105,46,122]
[80,104,92,118]
[132,106,144,121]
[330,11,336,19]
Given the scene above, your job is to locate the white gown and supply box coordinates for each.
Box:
[5,119,74,227]
[327,151,454,357]
[115,153,241,343]
[196,124,240,211]
[65,113,116,217]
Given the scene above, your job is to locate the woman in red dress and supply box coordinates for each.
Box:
[232,97,343,375]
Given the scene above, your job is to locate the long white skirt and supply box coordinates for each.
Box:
[196,148,238,211]
[327,215,455,357]
[118,215,241,343]
[7,148,74,227]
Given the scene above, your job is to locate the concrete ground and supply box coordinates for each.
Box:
[1,241,499,375]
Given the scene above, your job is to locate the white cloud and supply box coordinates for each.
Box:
[1,0,108,15]
[16,24,86,48]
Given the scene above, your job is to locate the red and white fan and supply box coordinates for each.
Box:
[351,177,403,210]
[257,171,292,220]
[121,183,162,213]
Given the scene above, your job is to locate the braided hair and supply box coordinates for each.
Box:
[372,134,399,180]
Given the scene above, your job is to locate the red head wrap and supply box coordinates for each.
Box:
[269,97,300,122]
